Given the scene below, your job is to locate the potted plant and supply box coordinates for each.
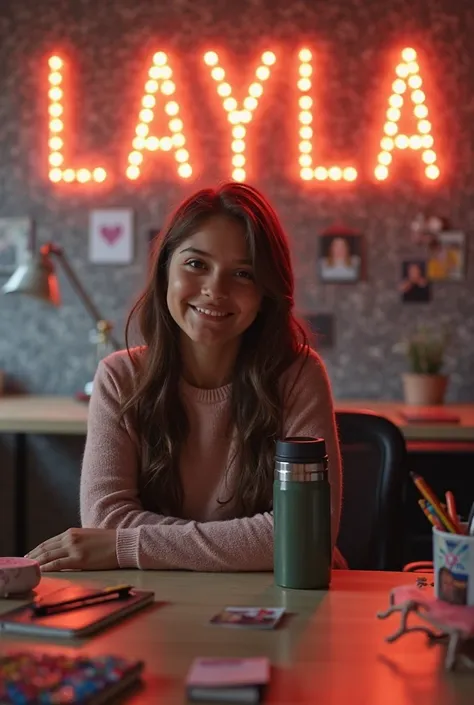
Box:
[396,326,450,405]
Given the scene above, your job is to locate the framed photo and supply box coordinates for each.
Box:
[0,217,34,274]
[318,228,362,283]
[89,209,134,264]
[400,260,431,303]
[427,230,466,281]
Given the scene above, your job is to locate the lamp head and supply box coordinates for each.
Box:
[2,244,61,305]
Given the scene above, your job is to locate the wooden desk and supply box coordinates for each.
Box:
[1,394,474,441]
[0,569,472,704]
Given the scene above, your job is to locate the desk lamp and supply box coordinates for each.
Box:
[2,243,121,397]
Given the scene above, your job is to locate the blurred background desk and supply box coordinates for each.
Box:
[1,396,473,561]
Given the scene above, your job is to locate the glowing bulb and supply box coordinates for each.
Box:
[48,56,63,70]
[48,152,63,166]
[48,72,62,85]
[204,51,219,66]
[422,150,437,164]
[386,108,401,122]
[248,83,263,98]
[139,109,154,123]
[299,111,312,125]
[384,121,398,136]
[49,168,62,182]
[223,97,237,112]
[394,134,409,149]
[418,119,431,134]
[425,164,440,180]
[414,104,428,119]
[395,63,409,78]
[392,79,406,94]
[402,47,417,62]
[299,48,312,62]
[49,119,63,132]
[231,139,245,153]
[406,61,419,74]
[126,165,140,180]
[243,96,258,111]
[146,136,159,150]
[378,151,392,165]
[172,133,186,147]
[299,63,312,77]
[232,125,246,139]
[389,94,403,108]
[129,151,144,165]
[239,109,252,123]
[153,51,168,66]
[178,163,192,178]
[63,169,75,182]
[297,78,311,92]
[299,96,312,110]
[165,101,179,116]
[411,90,426,104]
[255,66,270,81]
[232,154,245,167]
[142,95,156,108]
[160,136,173,151]
[133,137,146,150]
[175,148,189,163]
[161,80,175,95]
[409,135,422,149]
[299,154,312,167]
[380,137,394,151]
[49,87,63,101]
[93,167,107,183]
[408,75,422,89]
[343,167,357,181]
[261,51,276,66]
[375,164,388,180]
[299,126,313,139]
[211,67,225,81]
[217,82,232,97]
[300,167,314,181]
[76,168,91,183]
[169,118,183,132]
[314,167,328,181]
[136,123,149,137]
[49,136,63,150]
[145,80,158,94]
[421,134,434,148]
[232,168,246,182]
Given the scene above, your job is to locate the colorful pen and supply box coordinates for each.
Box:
[410,472,459,533]
[32,584,133,616]
[445,491,463,533]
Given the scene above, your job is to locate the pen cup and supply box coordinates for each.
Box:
[433,526,474,606]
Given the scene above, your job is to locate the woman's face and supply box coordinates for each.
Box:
[407,263,422,282]
[166,215,262,350]
[331,237,350,261]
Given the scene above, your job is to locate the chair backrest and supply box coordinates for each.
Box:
[335,409,408,571]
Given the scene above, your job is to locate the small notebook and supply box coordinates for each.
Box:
[0,584,154,639]
[186,657,270,704]
[0,651,144,705]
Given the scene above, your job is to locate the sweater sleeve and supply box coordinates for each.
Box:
[115,349,344,572]
[80,358,187,530]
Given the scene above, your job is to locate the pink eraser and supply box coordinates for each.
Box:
[0,557,41,596]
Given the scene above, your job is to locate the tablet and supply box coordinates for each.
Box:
[0,588,154,639]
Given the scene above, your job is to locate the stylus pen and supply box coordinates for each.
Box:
[31,584,133,616]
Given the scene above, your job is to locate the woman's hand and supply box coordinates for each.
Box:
[26,528,118,571]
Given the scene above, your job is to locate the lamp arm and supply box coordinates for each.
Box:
[45,244,121,351]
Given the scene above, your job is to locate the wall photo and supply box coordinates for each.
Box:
[318,228,363,283]
[427,231,466,282]
[400,260,431,303]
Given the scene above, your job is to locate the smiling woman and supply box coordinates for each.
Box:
[27,182,344,573]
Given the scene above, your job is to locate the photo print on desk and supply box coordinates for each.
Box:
[89,209,134,264]
[0,217,35,274]
[400,260,431,303]
[318,225,363,283]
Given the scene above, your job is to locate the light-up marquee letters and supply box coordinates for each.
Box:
[126,52,192,181]
[46,46,442,185]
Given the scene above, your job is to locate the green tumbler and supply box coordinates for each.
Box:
[273,436,331,590]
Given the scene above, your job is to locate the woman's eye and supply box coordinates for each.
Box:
[236,270,254,281]
[185,259,205,270]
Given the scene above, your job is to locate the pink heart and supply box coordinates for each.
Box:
[100,225,123,245]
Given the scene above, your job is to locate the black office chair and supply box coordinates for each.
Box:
[335,409,408,571]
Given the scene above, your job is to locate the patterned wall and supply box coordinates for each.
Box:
[2,0,474,554]
[1,0,474,402]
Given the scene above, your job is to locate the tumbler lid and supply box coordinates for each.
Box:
[275,436,327,464]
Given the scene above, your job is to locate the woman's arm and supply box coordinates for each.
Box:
[113,349,344,571]
[80,356,187,529]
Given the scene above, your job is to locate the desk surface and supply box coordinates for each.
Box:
[0,570,471,704]
[1,394,474,442]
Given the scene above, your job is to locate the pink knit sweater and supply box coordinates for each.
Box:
[80,348,343,571]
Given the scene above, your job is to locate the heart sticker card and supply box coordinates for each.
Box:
[89,208,134,264]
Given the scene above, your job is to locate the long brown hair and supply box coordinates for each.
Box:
[122,182,308,517]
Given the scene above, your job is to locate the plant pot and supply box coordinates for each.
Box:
[402,373,448,406]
